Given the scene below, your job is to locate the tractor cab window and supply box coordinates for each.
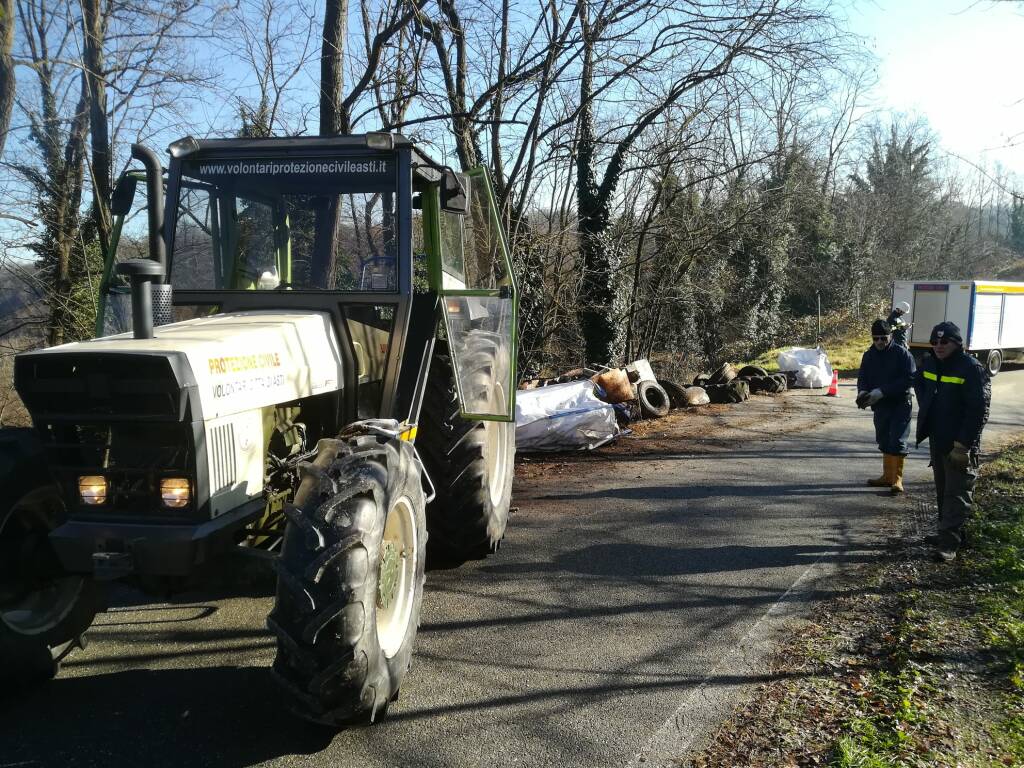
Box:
[168,156,400,292]
[437,169,517,421]
[438,174,510,292]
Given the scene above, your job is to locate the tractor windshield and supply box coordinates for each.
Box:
[168,155,401,292]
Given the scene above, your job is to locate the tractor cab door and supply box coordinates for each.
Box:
[433,169,518,422]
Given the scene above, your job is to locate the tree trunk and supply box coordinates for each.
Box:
[0,0,14,159]
[576,15,619,365]
[312,0,348,287]
[46,73,90,347]
[320,0,348,136]
[82,0,111,259]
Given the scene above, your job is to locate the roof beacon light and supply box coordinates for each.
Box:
[366,132,394,151]
[168,136,201,159]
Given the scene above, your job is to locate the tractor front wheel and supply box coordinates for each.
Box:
[268,434,426,727]
[1,484,100,690]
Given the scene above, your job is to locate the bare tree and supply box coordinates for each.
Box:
[12,0,91,347]
[234,0,319,136]
[571,0,842,364]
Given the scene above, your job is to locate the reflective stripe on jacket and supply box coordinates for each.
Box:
[913,349,991,453]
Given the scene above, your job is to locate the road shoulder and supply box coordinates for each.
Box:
[678,440,1024,767]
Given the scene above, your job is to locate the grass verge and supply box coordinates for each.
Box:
[684,440,1024,767]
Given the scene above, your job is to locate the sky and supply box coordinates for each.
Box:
[846,0,1024,177]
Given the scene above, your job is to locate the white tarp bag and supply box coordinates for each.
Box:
[776,346,833,388]
[515,380,619,451]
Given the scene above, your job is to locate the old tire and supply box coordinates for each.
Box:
[771,374,788,392]
[985,349,1002,377]
[656,379,688,410]
[692,374,709,388]
[269,435,426,727]
[1,483,100,691]
[705,384,731,404]
[707,363,737,386]
[637,381,670,418]
[737,365,768,379]
[746,375,768,394]
[419,341,514,561]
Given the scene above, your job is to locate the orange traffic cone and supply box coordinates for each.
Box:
[826,370,839,397]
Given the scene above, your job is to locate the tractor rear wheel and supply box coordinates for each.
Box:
[418,340,514,561]
[268,435,426,727]
[1,483,100,690]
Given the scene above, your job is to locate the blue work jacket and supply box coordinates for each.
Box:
[913,349,991,453]
[857,341,915,407]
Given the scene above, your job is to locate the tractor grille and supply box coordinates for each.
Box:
[40,421,197,522]
[209,423,237,493]
[16,351,202,522]
[15,353,187,422]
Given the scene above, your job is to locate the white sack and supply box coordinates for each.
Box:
[777,346,833,388]
[515,380,619,451]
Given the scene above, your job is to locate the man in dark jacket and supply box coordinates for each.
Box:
[857,318,916,494]
[914,321,991,562]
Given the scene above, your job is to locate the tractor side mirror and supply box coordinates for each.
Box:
[441,171,469,214]
[111,174,138,216]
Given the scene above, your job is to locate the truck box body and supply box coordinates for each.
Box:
[891,280,1024,355]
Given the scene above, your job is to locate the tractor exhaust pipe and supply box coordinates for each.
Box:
[115,143,170,339]
[131,143,166,277]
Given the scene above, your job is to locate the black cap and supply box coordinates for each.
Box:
[929,321,963,345]
[871,319,891,336]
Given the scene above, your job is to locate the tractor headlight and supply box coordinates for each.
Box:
[78,475,108,505]
[160,477,191,509]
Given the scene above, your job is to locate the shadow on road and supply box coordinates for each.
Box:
[0,665,336,768]
[481,541,878,579]
[534,482,879,502]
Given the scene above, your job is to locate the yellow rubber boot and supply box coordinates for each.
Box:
[867,455,892,487]
[890,455,905,495]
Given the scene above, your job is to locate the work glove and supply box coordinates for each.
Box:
[867,388,883,406]
[856,391,871,409]
[949,441,970,470]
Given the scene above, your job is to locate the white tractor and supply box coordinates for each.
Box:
[1,134,518,725]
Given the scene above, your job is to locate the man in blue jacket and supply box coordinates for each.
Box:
[857,319,916,494]
[914,321,991,562]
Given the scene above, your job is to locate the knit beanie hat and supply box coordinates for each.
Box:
[871,319,891,336]
[930,321,963,345]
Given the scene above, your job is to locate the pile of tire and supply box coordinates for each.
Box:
[735,365,788,394]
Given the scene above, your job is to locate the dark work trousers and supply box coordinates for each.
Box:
[929,443,979,539]
[873,396,912,455]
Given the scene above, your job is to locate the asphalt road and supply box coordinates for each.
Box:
[3,366,1022,768]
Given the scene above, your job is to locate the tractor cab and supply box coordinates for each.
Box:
[100,133,516,422]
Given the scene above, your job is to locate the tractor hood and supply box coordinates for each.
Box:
[17,311,344,421]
